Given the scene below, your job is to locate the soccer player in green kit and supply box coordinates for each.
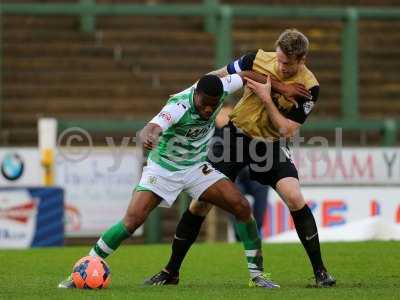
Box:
[59,71,280,289]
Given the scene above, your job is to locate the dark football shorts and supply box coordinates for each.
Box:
[208,122,298,189]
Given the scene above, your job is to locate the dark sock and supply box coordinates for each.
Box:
[165,209,205,275]
[291,205,325,273]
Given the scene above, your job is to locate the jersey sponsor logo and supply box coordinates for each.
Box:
[201,164,213,175]
[303,101,314,115]
[159,111,172,123]
[185,125,210,139]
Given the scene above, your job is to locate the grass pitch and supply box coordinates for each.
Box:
[0,242,399,300]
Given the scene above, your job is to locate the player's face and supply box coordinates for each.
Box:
[194,91,220,120]
[276,47,305,79]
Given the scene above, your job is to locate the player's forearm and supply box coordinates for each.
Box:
[266,74,296,98]
[238,71,267,84]
[270,77,287,94]
[240,71,287,95]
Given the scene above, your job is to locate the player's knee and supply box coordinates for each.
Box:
[284,191,305,211]
[189,200,212,217]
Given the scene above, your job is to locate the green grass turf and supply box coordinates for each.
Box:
[0,242,399,300]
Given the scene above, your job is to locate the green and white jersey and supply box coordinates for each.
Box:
[148,74,243,171]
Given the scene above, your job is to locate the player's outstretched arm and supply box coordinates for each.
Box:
[207,52,312,105]
[270,78,312,108]
[208,69,310,106]
[237,70,268,85]
[219,70,307,103]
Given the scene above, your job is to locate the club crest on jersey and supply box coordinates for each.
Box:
[159,111,172,122]
[148,176,157,185]
[303,101,314,115]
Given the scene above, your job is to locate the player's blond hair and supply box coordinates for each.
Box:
[275,29,309,60]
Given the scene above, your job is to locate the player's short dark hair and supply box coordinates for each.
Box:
[275,28,309,60]
[196,75,223,98]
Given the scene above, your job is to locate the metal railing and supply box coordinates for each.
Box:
[1,2,400,143]
[1,0,219,33]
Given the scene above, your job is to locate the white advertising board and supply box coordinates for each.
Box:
[56,148,143,237]
[294,147,400,185]
[263,187,400,242]
[4,146,399,240]
[0,189,37,248]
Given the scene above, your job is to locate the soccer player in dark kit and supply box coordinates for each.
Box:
[146,29,336,288]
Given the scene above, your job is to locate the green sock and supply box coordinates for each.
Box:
[235,218,264,279]
[89,220,131,259]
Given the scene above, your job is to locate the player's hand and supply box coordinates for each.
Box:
[142,134,159,150]
[139,129,159,150]
[283,83,312,100]
[139,124,162,151]
[245,75,272,104]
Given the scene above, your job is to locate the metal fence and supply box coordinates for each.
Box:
[1,1,400,145]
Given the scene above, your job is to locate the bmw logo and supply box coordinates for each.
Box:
[1,153,25,181]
